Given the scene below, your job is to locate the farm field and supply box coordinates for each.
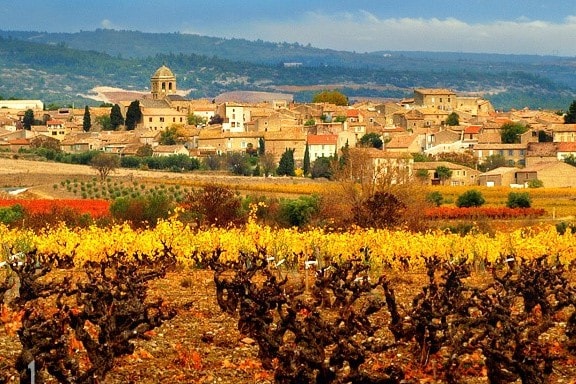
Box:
[2,157,576,382]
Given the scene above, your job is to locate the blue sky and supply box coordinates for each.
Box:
[2,0,576,56]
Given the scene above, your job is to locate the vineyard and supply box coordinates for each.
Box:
[1,205,576,382]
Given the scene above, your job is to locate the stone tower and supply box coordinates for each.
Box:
[150,65,176,100]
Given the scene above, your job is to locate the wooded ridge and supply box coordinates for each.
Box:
[1,29,575,110]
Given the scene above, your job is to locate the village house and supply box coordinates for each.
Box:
[515,161,576,188]
[307,134,338,163]
[196,128,262,156]
[413,88,457,111]
[215,102,251,133]
[384,134,422,153]
[413,161,480,186]
[477,167,518,187]
[152,144,189,157]
[424,128,461,153]
[60,132,101,153]
[348,147,414,185]
[473,143,527,167]
[549,124,576,142]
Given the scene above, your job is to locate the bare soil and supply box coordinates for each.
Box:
[0,157,325,200]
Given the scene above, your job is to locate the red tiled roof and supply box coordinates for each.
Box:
[46,119,64,125]
[346,109,360,117]
[307,134,338,145]
[463,125,482,134]
[557,142,576,152]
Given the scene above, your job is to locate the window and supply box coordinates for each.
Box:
[173,118,176,123]
[508,150,514,156]
[159,117,164,122]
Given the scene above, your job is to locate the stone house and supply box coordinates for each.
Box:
[262,128,307,165]
[515,161,576,188]
[413,161,479,186]
[473,143,527,167]
[138,99,187,131]
[393,109,424,131]
[477,167,518,187]
[59,133,101,153]
[384,134,422,153]
[153,145,189,157]
[549,124,576,142]
[413,88,457,111]
[197,129,262,156]
[348,147,414,185]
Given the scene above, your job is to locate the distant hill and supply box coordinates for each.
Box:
[1,29,575,110]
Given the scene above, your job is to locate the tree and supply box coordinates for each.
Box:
[312,90,348,106]
[445,112,460,126]
[83,105,91,132]
[125,100,142,130]
[456,189,485,208]
[426,191,444,207]
[358,132,383,149]
[501,122,528,144]
[415,169,430,183]
[226,152,251,176]
[303,144,310,176]
[110,104,124,130]
[260,153,276,177]
[95,115,112,131]
[187,114,206,126]
[209,114,224,125]
[159,126,181,145]
[90,153,120,181]
[435,165,453,185]
[136,144,153,157]
[479,154,507,172]
[538,130,553,142]
[277,148,295,176]
[564,154,576,167]
[311,157,333,179]
[258,137,265,156]
[564,100,576,124]
[507,192,531,208]
[23,109,34,130]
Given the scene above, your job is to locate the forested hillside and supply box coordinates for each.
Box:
[1,29,575,110]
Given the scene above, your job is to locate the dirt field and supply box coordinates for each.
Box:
[0,157,325,200]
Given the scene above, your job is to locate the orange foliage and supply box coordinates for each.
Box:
[425,206,546,220]
[0,199,110,217]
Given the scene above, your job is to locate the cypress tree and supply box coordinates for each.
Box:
[303,144,310,176]
[125,100,142,130]
[110,104,124,130]
[277,148,295,176]
[83,105,91,132]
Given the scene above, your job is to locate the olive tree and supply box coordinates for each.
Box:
[91,153,120,181]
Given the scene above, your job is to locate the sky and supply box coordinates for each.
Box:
[3,0,576,56]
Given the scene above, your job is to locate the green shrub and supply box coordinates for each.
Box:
[0,204,25,225]
[556,221,576,235]
[507,192,531,208]
[456,189,485,208]
[278,195,321,228]
[426,191,444,207]
[527,179,544,188]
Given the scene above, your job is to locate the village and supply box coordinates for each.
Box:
[1,64,576,188]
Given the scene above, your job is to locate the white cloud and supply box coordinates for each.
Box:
[209,11,576,56]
